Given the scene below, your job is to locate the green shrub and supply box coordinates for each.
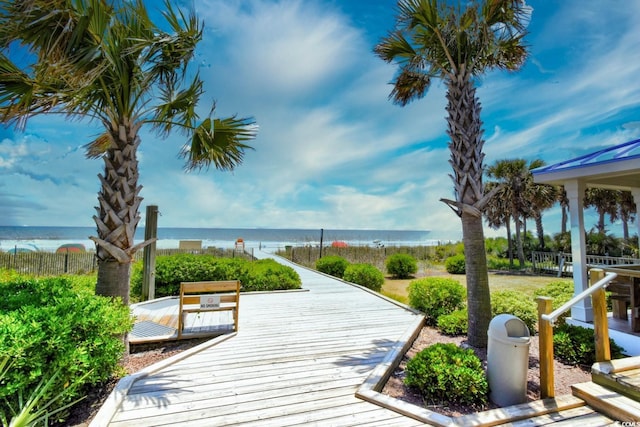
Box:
[445,254,466,274]
[437,308,468,336]
[315,256,349,278]
[131,254,301,299]
[553,324,625,366]
[0,275,132,424]
[533,280,574,326]
[239,258,301,292]
[385,253,418,278]
[405,343,488,405]
[343,263,385,291]
[486,256,512,270]
[408,277,465,326]
[491,290,537,334]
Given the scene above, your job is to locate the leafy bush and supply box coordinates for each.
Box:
[315,256,349,278]
[491,290,537,334]
[553,324,625,366]
[0,275,132,424]
[533,280,574,326]
[239,258,301,292]
[437,308,468,336]
[343,263,385,291]
[486,256,512,270]
[405,343,488,405]
[131,254,301,299]
[385,253,418,278]
[445,254,466,274]
[408,277,465,326]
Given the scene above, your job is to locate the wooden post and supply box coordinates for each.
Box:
[142,205,158,301]
[536,296,554,398]
[590,268,611,362]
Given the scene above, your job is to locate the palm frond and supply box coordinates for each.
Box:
[181,116,257,172]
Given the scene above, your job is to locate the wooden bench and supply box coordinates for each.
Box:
[178,280,240,339]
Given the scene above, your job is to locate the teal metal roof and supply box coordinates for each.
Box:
[534,138,640,174]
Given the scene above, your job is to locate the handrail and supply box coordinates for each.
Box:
[540,272,617,325]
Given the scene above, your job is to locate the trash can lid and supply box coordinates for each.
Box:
[488,313,530,342]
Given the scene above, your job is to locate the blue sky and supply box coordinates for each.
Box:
[1,0,639,242]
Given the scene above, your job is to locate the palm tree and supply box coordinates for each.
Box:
[375,0,530,347]
[484,180,515,268]
[523,160,556,250]
[584,188,620,233]
[0,1,257,305]
[485,159,529,267]
[618,190,636,240]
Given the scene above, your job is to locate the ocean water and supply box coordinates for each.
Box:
[0,226,436,253]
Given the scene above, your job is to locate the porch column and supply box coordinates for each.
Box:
[565,179,591,322]
[632,188,640,241]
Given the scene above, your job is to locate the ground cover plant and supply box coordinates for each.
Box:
[0,272,131,425]
[408,277,466,326]
[315,256,349,278]
[342,263,385,291]
[404,343,488,406]
[386,253,418,278]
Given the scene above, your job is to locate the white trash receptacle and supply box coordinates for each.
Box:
[487,314,531,406]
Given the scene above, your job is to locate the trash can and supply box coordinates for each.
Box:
[487,314,531,406]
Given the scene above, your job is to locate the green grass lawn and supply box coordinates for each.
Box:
[381,265,572,305]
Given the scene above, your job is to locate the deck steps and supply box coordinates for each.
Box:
[572,381,640,422]
[591,356,640,401]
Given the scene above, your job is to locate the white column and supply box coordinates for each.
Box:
[565,179,591,321]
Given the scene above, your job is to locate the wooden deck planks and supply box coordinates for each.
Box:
[95,252,425,426]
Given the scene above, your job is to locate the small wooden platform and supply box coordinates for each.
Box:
[130,297,236,343]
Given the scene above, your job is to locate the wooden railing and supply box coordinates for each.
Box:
[536,268,617,398]
[531,252,640,276]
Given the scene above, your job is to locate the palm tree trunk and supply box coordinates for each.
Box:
[561,205,568,234]
[535,213,545,249]
[506,218,514,269]
[514,214,526,267]
[462,213,492,348]
[92,121,143,307]
[444,67,491,348]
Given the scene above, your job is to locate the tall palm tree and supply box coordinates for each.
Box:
[0,0,257,305]
[485,159,528,267]
[484,180,515,268]
[618,190,636,240]
[522,159,556,249]
[584,188,620,233]
[375,0,530,347]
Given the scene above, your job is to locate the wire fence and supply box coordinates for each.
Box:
[0,247,252,276]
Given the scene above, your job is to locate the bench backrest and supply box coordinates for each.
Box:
[178,280,240,338]
[180,280,240,305]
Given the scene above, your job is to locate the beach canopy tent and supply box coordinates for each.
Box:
[56,243,86,253]
[331,241,348,248]
[532,137,640,323]
[6,246,36,254]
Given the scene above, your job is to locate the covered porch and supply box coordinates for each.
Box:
[533,138,640,355]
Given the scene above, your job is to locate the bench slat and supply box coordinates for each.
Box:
[178,280,240,339]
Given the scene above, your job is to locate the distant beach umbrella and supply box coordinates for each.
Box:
[56,243,86,253]
[331,241,348,248]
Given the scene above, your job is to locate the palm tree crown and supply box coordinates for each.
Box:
[0,0,257,305]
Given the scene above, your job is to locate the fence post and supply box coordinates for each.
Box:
[142,205,158,301]
[590,268,611,362]
[536,296,554,398]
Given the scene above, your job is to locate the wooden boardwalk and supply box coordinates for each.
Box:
[92,252,426,426]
